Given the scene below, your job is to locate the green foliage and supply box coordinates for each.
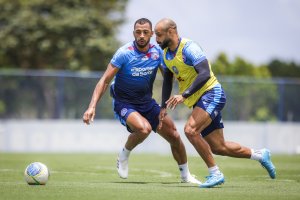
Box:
[0,0,128,70]
[211,52,271,77]
[211,53,278,121]
[267,59,300,78]
[212,52,300,79]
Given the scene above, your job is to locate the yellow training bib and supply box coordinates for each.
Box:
[163,38,219,107]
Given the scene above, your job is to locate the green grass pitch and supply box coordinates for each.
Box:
[0,153,299,200]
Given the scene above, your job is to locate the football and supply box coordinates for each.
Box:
[24,162,49,185]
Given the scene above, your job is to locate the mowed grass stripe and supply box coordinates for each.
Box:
[0,153,299,200]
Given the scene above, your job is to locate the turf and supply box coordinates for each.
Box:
[0,153,299,200]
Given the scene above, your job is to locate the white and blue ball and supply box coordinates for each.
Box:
[24,162,49,185]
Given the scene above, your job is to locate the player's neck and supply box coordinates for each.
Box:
[169,36,181,52]
[137,46,149,53]
[134,42,150,53]
[169,36,180,51]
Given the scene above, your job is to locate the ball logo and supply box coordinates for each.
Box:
[27,163,42,176]
[121,108,128,117]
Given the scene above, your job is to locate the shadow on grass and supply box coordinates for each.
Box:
[110,181,226,189]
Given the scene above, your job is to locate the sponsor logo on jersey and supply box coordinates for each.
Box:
[141,55,149,61]
[131,66,156,77]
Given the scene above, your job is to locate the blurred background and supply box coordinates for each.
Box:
[0,0,300,154]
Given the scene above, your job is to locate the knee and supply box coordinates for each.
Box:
[162,126,182,145]
[184,124,198,140]
[136,124,152,137]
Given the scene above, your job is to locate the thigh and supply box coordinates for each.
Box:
[190,84,226,134]
[157,115,179,140]
[113,99,151,133]
[126,111,152,133]
[186,106,212,134]
[140,101,161,132]
[194,84,226,120]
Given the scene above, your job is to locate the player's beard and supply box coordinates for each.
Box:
[136,38,150,49]
[159,38,171,50]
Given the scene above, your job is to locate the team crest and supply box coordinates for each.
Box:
[172,66,179,74]
[121,108,128,117]
[151,52,159,60]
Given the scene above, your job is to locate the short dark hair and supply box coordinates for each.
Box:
[134,18,152,30]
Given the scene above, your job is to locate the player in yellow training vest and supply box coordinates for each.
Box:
[155,18,276,188]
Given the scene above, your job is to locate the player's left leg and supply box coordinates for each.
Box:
[204,128,251,158]
[204,129,276,179]
[157,115,186,164]
[157,115,201,184]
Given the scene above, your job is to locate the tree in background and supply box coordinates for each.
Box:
[0,0,128,119]
[267,60,300,121]
[267,59,300,78]
[211,53,277,121]
[212,52,271,77]
[0,0,128,70]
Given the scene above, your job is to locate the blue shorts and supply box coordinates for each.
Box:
[113,98,160,133]
[194,84,226,137]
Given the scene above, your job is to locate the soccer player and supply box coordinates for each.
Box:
[154,18,276,188]
[83,18,200,184]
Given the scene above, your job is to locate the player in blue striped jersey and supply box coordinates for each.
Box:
[83,18,200,184]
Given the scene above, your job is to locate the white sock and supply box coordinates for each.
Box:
[250,149,263,161]
[208,165,220,175]
[178,163,189,178]
[119,147,131,161]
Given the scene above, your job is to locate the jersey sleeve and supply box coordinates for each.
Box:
[110,47,127,69]
[183,41,207,66]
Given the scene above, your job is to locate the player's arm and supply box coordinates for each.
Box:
[158,66,173,129]
[158,64,164,76]
[161,67,174,108]
[166,42,210,109]
[83,63,119,125]
[181,59,210,98]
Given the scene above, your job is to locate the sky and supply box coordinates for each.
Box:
[118,0,300,64]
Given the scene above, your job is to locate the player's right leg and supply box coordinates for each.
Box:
[184,107,225,188]
[114,100,152,179]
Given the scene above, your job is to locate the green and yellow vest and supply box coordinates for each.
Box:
[163,38,219,108]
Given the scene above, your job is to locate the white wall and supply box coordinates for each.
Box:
[1,120,300,154]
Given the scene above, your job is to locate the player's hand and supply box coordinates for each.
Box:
[166,95,186,110]
[158,108,167,130]
[83,107,96,125]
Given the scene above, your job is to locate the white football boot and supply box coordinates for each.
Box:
[117,157,129,179]
[181,173,202,185]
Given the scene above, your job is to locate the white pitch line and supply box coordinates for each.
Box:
[94,166,173,177]
[0,167,173,178]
